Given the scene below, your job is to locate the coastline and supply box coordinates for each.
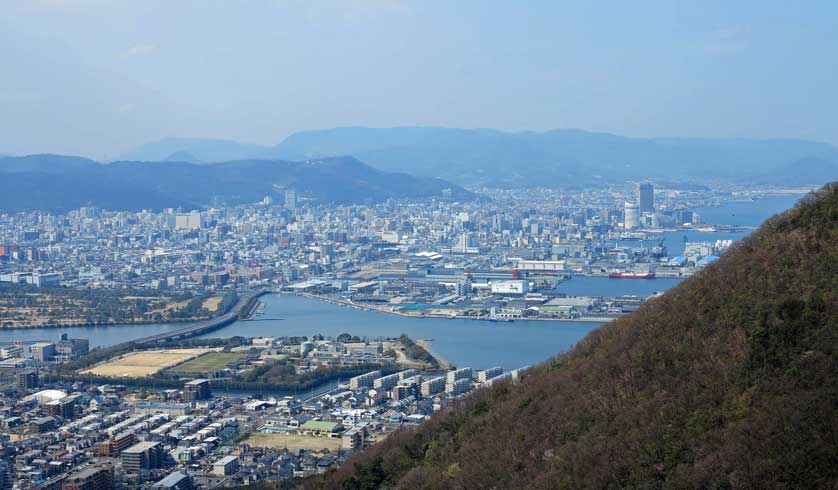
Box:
[287,292,618,324]
[0,316,203,331]
[414,339,451,370]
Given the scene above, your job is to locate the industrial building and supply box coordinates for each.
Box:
[490,280,530,295]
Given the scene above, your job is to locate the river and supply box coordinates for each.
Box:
[0,193,806,370]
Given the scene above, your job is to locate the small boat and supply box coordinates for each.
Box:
[608,272,656,279]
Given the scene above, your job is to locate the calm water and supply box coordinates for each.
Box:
[664,194,804,256]
[695,194,804,227]
[0,194,805,370]
[206,294,599,371]
[0,322,186,348]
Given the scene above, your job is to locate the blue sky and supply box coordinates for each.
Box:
[1,0,836,158]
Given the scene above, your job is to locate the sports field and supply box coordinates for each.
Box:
[245,432,342,451]
[167,352,246,373]
[81,348,210,377]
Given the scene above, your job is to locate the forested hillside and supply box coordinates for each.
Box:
[304,183,838,489]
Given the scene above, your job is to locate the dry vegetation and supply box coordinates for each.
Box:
[246,432,342,452]
[202,295,224,312]
[81,348,211,377]
[300,185,838,489]
[0,286,223,328]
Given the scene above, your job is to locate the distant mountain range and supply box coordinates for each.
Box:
[121,127,838,187]
[0,155,469,213]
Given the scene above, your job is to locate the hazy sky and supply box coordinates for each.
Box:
[1,0,837,158]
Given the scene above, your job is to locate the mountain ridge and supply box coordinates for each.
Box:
[121,127,838,187]
[0,155,470,213]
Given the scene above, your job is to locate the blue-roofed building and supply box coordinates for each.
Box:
[668,256,688,266]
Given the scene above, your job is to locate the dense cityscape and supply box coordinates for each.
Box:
[0,181,803,489]
[0,183,759,326]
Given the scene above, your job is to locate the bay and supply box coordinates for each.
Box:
[0,193,805,371]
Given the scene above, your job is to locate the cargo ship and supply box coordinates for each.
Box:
[608,271,656,279]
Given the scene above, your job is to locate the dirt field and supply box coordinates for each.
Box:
[202,296,224,312]
[245,432,343,451]
[81,348,211,377]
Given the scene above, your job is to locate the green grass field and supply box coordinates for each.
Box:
[167,352,246,373]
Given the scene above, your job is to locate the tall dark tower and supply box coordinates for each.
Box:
[638,183,654,213]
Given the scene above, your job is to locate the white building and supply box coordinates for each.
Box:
[421,377,445,397]
[174,211,201,231]
[490,280,530,295]
[349,370,381,390]
[446,368,472,384]
[445,378,470,395]
[477,367,503,383]
[624,202,639,230]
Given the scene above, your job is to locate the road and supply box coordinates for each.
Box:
[134,291,267,344]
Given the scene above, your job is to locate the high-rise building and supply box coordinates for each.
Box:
[446,368,472,384]
[17,370,39,389]
[421,376,446,397]
[453,233,479,254]
[624,202,640,230]
[98,432,137,457]
[122,442,163,473]
[183,379,211,402]
[349,370,381,390]
[284,189,297,211]
[45,398,75,420]
[0,463,11,490]
[638,183,654,213]
[174,211,202,231]
[63,465,114,490]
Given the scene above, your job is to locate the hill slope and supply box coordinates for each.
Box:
[306,184,838,489]
[0,155,469,213]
